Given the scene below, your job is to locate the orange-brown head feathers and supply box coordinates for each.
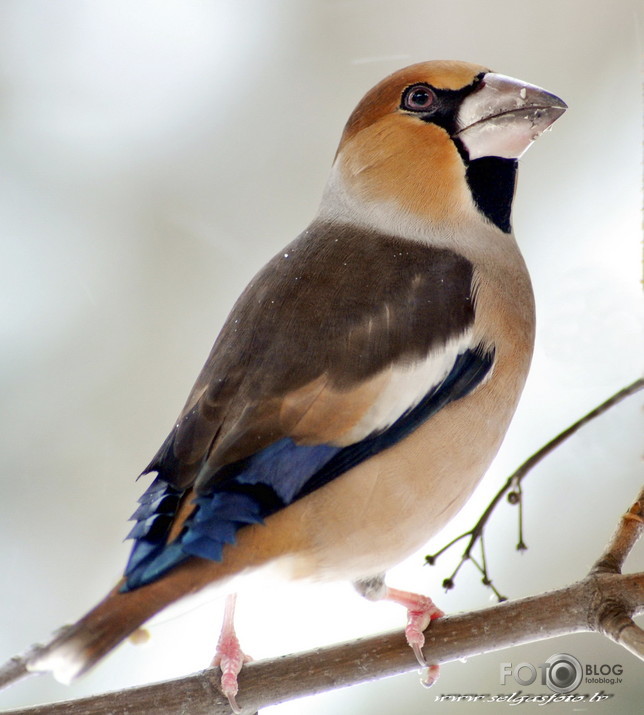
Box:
[331,61,489,225]
[327,60,566,233]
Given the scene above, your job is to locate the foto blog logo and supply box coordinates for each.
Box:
[500,653,583,694]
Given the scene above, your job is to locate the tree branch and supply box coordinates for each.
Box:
[4,491,643,714]
[4,574,643,715]
[2,384,642,714]
[589,486,644,659]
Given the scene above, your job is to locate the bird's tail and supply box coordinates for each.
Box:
[0,556,227,690]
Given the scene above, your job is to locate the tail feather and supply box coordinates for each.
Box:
[0,514,290,693]
[0,555,235,691]
[25,582,162,683]
[0,582,156,691]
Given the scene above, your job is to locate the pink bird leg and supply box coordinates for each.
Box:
[210,593,252,714]
[354,576,443,685]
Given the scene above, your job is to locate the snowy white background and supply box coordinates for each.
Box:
[1,1,642,713]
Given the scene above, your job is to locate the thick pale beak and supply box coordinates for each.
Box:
[455,73,567,160]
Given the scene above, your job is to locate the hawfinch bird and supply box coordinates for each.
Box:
[2,60,566,710]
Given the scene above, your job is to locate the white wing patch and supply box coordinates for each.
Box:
[341,328,475,444]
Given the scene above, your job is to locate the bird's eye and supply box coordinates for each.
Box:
[402,84,435,112]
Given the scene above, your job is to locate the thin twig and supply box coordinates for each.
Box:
[425,378,644,595]
[592,486,644,575]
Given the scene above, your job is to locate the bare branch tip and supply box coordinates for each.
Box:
[598,604,644,661]
[616,620,644,661]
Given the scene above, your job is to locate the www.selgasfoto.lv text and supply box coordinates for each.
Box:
[434,691,613,705]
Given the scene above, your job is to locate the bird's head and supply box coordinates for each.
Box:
[323,60,567,235]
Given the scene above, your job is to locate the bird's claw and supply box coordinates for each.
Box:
[223,689,241,715]
[421,663,440,688]
[403,597,444,665]
[411,642,427,667]
[399,594,444,683]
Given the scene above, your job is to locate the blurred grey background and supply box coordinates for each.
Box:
[0,1,642,713]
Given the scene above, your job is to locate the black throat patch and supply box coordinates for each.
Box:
[465,156,518,234]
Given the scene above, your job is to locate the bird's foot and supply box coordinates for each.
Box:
[385,586,443,683]
[210,594,252,714]
[210,635,252,714]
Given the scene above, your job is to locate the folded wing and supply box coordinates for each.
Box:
[123,220,493,589]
